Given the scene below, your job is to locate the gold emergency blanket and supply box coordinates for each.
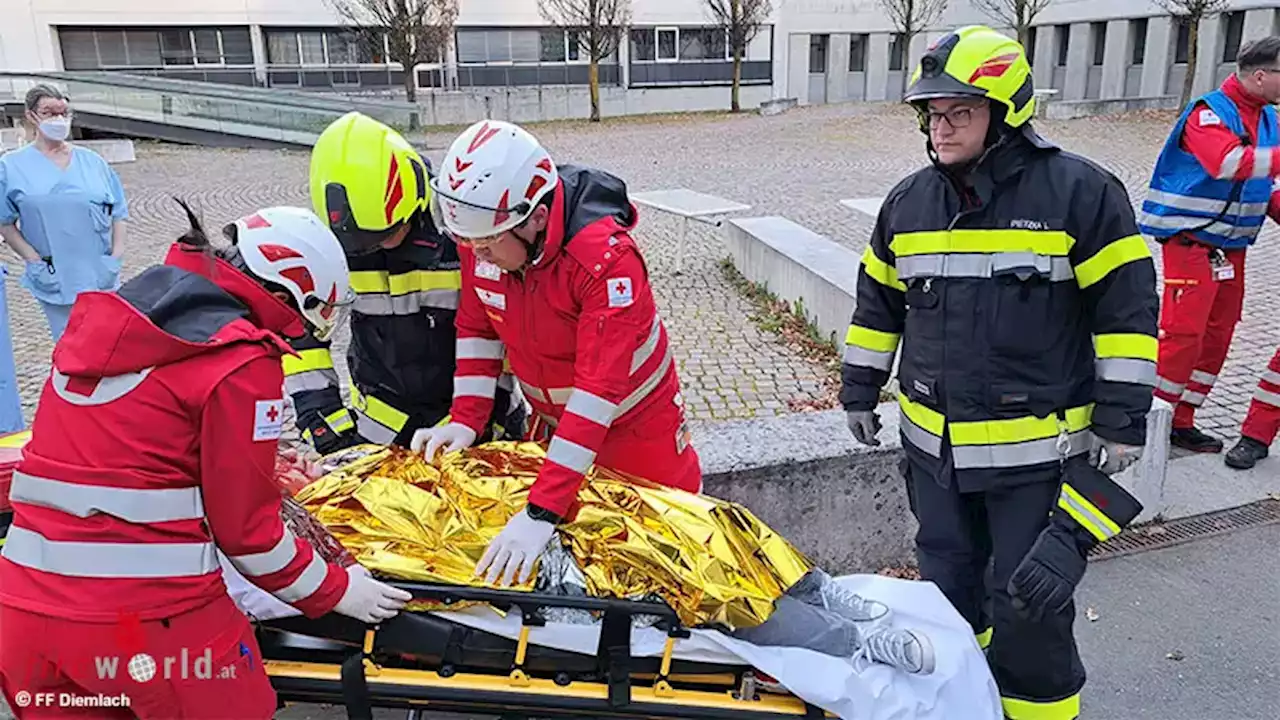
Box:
[294,442,813,628]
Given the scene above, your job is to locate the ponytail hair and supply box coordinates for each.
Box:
[173,196,217,253]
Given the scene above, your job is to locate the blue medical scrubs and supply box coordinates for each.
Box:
[0,144,129,340]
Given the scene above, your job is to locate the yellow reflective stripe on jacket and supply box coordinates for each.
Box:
[949,404,1093,447]
[1095,333,1158,361]
[846,325,900,353]
[889,229,1075,258]
[975,627,993,650]
[1002,693,1081,720]
[1073,234,1151,289]
[859,246,906,291]
[349,385,409,445]
[350,269,461,296]
[282,348,334,376]
[0,431,30,449]
[324,408,355,434]
[1058,482,1122,543]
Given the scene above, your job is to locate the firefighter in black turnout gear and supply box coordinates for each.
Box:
[289,112,525,453]
[840,27,1157,720]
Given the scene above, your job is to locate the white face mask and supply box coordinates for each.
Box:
[38,117,71,142]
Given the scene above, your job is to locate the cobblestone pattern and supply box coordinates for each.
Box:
[4,104,1276,438]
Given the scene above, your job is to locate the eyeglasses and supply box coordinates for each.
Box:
[32,109,72,121]
[454,234,507,250]
[926,106,981,130]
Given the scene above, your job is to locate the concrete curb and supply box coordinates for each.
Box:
[691,401,916,574]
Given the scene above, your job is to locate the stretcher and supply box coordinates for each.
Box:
[259,581,836,720]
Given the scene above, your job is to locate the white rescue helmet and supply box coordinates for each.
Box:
[430,119,559,240]
[231,206,354,342]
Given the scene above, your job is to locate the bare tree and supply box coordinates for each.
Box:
[876,0,950,97]
[539,0,632,122]
[704,0,774,112]
[1154,0,1228,107]
[327,0,460,103]
[973,0,1052,50]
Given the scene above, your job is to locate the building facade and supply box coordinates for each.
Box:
[1,0,1277,116]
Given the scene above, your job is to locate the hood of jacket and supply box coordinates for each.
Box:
[52,243,297,379]
[533,164,638,269]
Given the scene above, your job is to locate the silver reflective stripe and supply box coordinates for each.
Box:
[538,411,559,428]
[9,471,204,523]
[1059,487,1119,540]
[229,530,299,577]
[564,389,617,427]
[1144,189,1270,217]
[284,368,339,395]
[1138,212,1261,239]
[1155,376,1185,395]
[1254,388,1280,408]
[952,429,1092,470]
[353,290,459,316]
[353,409,398,445]
[454,375,498,399]
[547,387,573,405]
[631,316,662,374]
[1180,389,1207,407]
[457,337,504,361]
[521,382,548,404]
[273,553,329,604]
[1253,147,1273,178]
[547,436,596,474]
[899,412,942,457]
[843,344,895,371]
[896,253,1074,282]
[616,345,674,419]
[1096,358,1157,386]
[1189,369,1217,386]
[1262,370,1280,386]
[1,525,218,578]
[1220,147,1243,178]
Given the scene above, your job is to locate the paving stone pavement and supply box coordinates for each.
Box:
[2,102,1276,440]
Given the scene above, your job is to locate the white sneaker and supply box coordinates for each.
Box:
[818,576,890,623]
[853,628,936,675]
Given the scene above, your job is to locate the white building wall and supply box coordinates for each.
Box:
[2,0,1277,119]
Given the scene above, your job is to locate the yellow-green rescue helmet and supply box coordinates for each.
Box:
[310,111,431,256]
[904,26,1035,130]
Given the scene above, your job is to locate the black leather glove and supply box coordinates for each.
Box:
[1007,517,1089,623]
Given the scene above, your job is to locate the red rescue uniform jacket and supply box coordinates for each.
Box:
[448,165,702,518]
[0,243,348,622]
[1180,74,1280,223]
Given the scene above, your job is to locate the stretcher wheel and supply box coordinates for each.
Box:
[438,664,455,678]
[553,671,571,686]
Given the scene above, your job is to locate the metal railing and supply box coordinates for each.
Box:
[0,70,427,145]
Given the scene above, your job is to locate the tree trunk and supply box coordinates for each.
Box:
[1017,24,1030,52]
[402,58,418,103]
[732,52,743,112]
[899,31,913,98]
[589,60,601,122]
[1181,16,1200,108]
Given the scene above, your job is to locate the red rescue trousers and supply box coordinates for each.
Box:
[0,595,276,719]
[1153,241,1247,430]
[1240,347,1280,445]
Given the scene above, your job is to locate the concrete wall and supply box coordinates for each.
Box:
[420,84,776,125]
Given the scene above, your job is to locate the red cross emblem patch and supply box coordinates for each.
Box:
[607,277,633,308]
[254,399,285,442]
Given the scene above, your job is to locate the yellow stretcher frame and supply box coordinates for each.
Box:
[261,581,839,720]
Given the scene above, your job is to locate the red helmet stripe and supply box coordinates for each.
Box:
[242,213,272,229]
[257,243,304,262]
[493,189,511,227]
[467,122,501,154]
[968,53,1021,83]
[384,155,404,224]
[279,266,315,295]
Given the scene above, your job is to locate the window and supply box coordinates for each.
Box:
[1129,18,1148,65]
[541,29,567,62]
[193,29,221,64]
[267,32,301,64]
[160,29,194,65]
[1090,22,1105,66]
[1055,24,1070,67]
[657,28,678,61]
[849,34,867,72]
[888,33,905,71]
[679,28,727,60]
[326,32,360,65]
[298,31,326,65]
[1173,18,1189,64]
[1026,27,1038,67]
[1221,12,1244,63]
[809,34,828,73]
[566,31,583,62]
[630,28,655,61]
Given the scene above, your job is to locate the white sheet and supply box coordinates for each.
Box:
[222,554,1002,719]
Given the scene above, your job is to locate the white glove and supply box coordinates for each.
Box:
[475,508,557,587]
[410,422,477,461]
[332,564,412,623]
[1090,436,1143,475]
